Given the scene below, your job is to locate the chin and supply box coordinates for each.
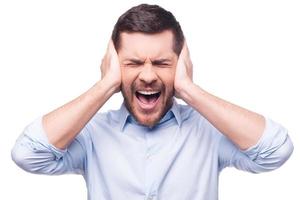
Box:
[133,111,162,128]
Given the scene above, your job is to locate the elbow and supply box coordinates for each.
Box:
[273,135,294,167]
[11,136,49,174]
[11,143,32,172]
[11,118,64,174]
[11,134,64,175]
[255,135,294,172]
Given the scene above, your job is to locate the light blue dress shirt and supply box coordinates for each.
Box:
[12,100,293,200]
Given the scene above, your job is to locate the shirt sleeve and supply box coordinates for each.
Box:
[218,116,294,173]
[11,116,89,175]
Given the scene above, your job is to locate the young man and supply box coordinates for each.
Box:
[12,4,293,200]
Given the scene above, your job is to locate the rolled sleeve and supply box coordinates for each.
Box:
[218,116,294,173]
[241,116,294,171]
[25,116,67,159]
[11,116,87,175]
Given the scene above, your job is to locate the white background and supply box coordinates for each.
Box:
[0,0,299,199]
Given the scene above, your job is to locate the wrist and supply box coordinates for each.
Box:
[91,80,116,102]
[177,81,206,107]
[175,79,194,98]
[100,76,121,94]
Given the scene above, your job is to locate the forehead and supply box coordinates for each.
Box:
[118,30,176,60]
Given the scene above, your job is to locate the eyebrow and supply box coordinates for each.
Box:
[124,59,145,64]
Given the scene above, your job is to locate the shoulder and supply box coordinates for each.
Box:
[177,103,223,138]
[89,108,120,127]
[177,103,203,123]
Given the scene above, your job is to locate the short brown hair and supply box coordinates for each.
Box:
[111,4,184,55]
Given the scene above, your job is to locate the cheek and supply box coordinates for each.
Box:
[121,68,133,85]
[121,68,139,94]
[159,69,176,90]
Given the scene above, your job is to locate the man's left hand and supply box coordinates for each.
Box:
[174,41,194,99]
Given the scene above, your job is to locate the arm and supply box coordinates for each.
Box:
[43,40,121,149]
[12,40,121,174]
[217,118,293,172]
[174,42,290,151]
[177,83,264,150]
[174,42,293,172]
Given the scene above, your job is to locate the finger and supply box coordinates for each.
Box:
[100,57,107,79]
[182,41,193,80]
[108,39,118,55]
[188,64,193,81]
[102,39,114,66]
[180,41,190,58]
[180,42,191,67]
[105,39,112,53]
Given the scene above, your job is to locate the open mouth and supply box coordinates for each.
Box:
[135,90,161,110]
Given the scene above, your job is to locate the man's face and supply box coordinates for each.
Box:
[118,30,178,127]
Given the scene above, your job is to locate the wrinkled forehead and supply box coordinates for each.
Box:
[118,30,177,60]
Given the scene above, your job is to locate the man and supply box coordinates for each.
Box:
[12,4,293,200]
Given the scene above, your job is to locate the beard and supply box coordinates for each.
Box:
[121,80,174,128]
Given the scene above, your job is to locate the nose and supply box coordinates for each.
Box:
[138,63,158,84]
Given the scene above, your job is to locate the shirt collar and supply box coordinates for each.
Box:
[118,98,182,132]
[118,102,131,132]
[171,99,182,127]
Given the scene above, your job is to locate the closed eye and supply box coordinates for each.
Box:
[124,59,144,67]
[125,63,141,67]
[151,58,172,68]
[152,62,171,67]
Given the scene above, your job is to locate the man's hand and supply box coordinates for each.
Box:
[173,41,265,150]
[43,39,122,149]
[100,40,121,93]
[174,41,194,99]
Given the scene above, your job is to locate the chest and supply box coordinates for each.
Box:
[85,124,220,197]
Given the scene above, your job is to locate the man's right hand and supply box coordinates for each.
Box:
[100,40,121,94]
[42,39,122,149]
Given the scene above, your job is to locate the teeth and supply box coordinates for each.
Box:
[137,91,160,95]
